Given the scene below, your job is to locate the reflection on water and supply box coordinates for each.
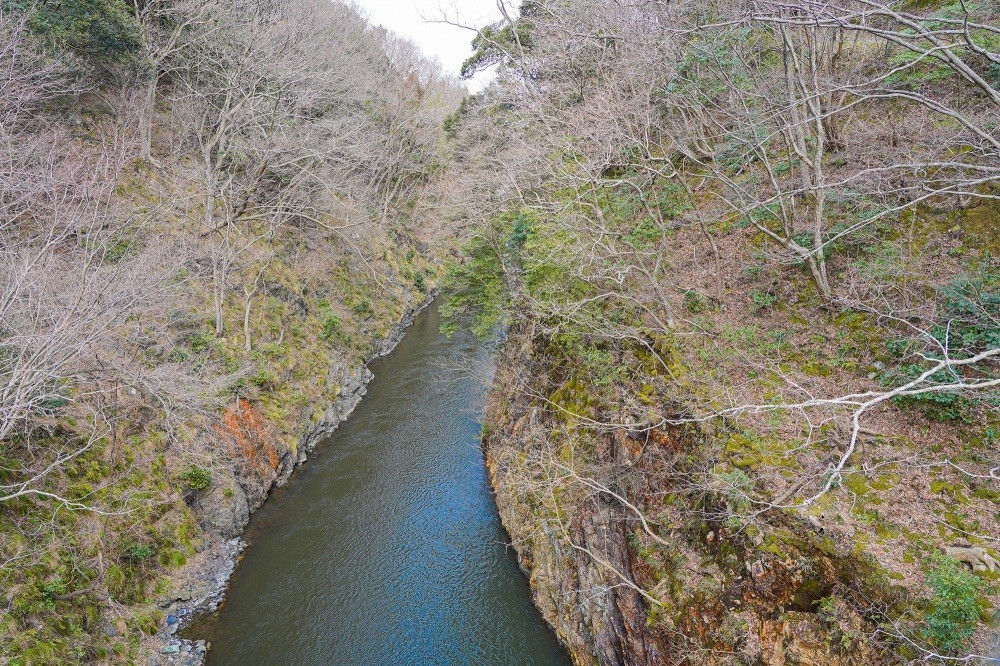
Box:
[188,303,570,666]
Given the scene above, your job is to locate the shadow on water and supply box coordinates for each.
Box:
[184,302,571,666]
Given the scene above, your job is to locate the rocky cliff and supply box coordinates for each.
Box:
[482,322,995,666]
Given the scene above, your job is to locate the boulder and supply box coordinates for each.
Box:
[194,482,250,539]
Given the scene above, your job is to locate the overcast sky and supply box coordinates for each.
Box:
[352,0,503,89]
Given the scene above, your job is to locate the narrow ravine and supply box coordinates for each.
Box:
[184,303,570,665]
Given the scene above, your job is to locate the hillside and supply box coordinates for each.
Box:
[3,0,999,664]
[442,0,1000,663]
[0,2,461,663]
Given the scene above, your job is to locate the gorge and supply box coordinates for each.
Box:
[1,1,998,665]
[183,304,569,665]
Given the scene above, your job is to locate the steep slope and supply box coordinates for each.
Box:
[442,1,1000,663]
[0,2,462,663]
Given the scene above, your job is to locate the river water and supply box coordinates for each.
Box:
[188,303,570,665]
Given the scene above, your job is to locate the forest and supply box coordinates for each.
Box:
[1,0,998,664]
[441,0,1000,663]
[0,0,461,662]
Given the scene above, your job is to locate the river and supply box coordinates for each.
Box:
[186,303,570,665]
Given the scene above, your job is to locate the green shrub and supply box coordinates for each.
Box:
[625,216,661,250]
[6,0,142,61]
[187,332,214,353]
[321,314,342,341]
[716,468,754,528]
[683,290,707,313]
[249,367,278,389]
[932,263,1000,353]
[889,376,973,422]
[581,344,622,387]
[750,290,778,312]
[922,554,983,653]
[508,212,534,248]
[168,347,189,362]
[121,541,155,561]
[37,578,67,609]
[880,254,1000,423]
[352,299,373,317]
[440,225,508,338]
[179,466,212,492]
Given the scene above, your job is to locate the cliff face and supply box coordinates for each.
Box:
[482,327,902,666]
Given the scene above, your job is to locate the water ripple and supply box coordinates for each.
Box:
[193,305,570,666]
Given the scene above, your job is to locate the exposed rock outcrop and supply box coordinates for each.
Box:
[193,484,250,540]
[483,327,900,666]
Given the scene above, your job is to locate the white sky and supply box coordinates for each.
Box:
[351,0,503,90]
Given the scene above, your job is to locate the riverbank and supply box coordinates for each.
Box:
[174,302,569,665]
[148,294,435,665]
[0,4,469,661]
[475,282,1000,665]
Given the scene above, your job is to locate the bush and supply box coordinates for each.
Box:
[167,347,189,363]
[716,468,754,529]
[922,554,983,653]
[37,578,67,607]
[750,290,778,312]
[122,541,155,561]
[440,225,508,338]
[352,299,372,317]
[321,314,342,341]
[888,374,973,422]
[932,263,1000,354]
[248,367,278,389]
[879,265,998,421]
[179,466,212,492]
[683,290,707,313]
[6,0,142,62]
[187,332,214,353]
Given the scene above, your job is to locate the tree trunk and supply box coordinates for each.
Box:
[243,288,254,353]
[139,75,158,162]
[213,261,225,337]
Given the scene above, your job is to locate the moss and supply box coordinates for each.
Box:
[128,608,162,637]
[842,474,873,497]
[940,508,980,535]
[971,486,1000,503]
[761,534,788,559]
[723,430,797,471]
[869,473,898,492]
[874,521,901,542]
[954,198,1000,254]
[158,550,187,568]
[801,359,833,377]
[931,480,971,504]
[791,575,833,611]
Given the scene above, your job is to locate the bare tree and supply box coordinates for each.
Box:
[0,17,200,509]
